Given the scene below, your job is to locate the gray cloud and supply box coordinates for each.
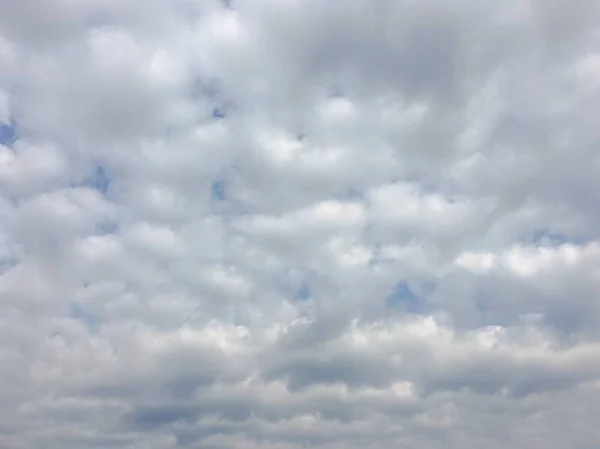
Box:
[1,0,600,448]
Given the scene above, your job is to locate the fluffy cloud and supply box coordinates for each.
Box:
[1,0,600,448]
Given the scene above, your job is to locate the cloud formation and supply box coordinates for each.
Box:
[1,0,600,448]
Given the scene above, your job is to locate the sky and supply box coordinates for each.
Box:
[1,0,600,448]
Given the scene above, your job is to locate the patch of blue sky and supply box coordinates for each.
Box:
[77,165,118,235]
[385,281,421,313]
[295,282,311,301]
[89,165,111,196]
[77,164,112,197]
[68,302,102,333]
[210,165,243,205]
[210,178,226,201]
[0,121,17,147]
[95,220,118,236]
[212,107,225,119]
[531,229,587,247]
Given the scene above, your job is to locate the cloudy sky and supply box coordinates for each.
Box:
[1,0,600,448]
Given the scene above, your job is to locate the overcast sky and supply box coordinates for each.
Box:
[1,0,600,448]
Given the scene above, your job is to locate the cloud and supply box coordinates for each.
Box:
[0,0,599,448]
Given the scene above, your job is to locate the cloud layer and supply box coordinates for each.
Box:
[1,0,600,448]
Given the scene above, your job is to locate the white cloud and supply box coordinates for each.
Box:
[0,0,599,448]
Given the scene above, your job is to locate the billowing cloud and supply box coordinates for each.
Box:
[1,0,600,448]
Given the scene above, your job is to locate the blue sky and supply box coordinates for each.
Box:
[0,122,16,146]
